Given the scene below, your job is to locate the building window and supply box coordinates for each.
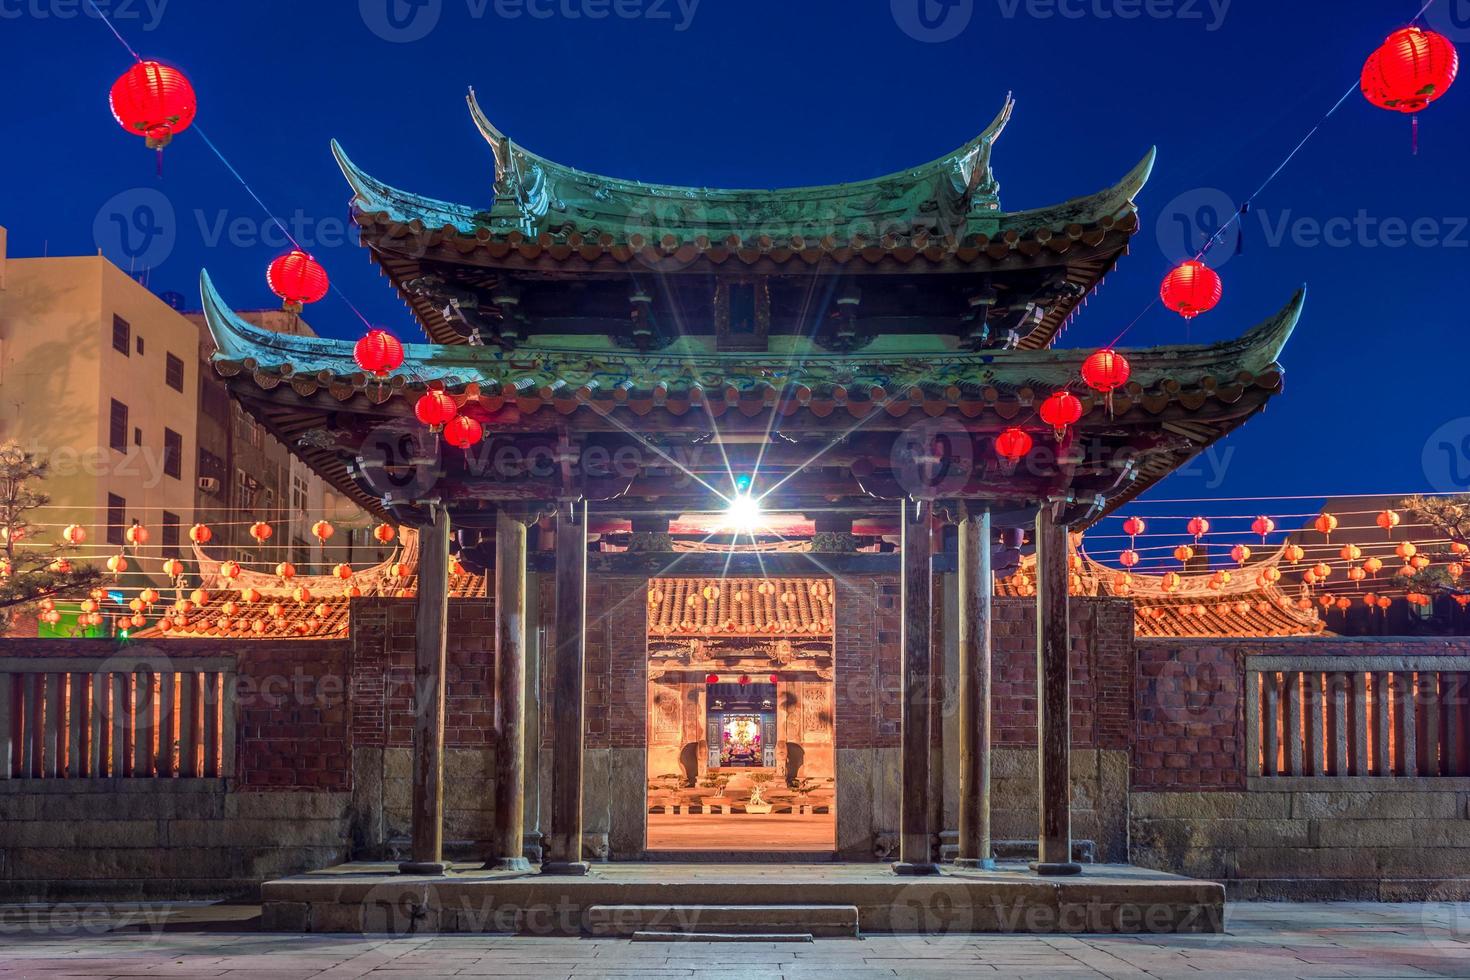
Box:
[133,427,142,447]
[235,469,257,510]
[106,494,126,546]
[108,400,129,453]
[165,353,184,392]
[198,447,225,489]
[162,512,181,559]
[112,315,130,355]
[292,474,308,513]
[136,335,145,356]
[163,428,182,480]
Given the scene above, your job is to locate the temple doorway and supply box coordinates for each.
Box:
[644,576,836,853]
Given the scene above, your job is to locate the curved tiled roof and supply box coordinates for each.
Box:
[333,93,1152,349]
[646,577,833,638]
[200,270,1302,427]
[998,540,1327,638]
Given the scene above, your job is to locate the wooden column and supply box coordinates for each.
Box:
[541,500,590,875]
[1033,505,1080,875]
[955,505,994,869]
[894,500,939,875]
[399,503,451,875]
[486,509,531,871]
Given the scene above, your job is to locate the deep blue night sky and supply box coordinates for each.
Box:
[3,0,1468,529]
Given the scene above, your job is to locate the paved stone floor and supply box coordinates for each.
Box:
[1,902,1469,978]
[645,811,836,851]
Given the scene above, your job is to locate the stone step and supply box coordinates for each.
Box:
[632,931,815,943]
[587,904,859,938]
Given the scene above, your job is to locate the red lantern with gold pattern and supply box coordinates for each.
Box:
[1251,516,1276,541]
[1160,260,1222,319]
[1081,348,1131,397]
[1038,391,1083,439]
[110,61,197,150]
[416,390,459,432]
[354,329,404,378]
[267,250,330,313]
[1361,27,1458,115]
[443,415,484,450]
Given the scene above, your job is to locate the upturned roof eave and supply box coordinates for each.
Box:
[200,269,1303,401]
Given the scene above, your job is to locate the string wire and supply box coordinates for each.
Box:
[84,0,375,332]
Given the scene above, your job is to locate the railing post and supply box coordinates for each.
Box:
[0,672,11,780]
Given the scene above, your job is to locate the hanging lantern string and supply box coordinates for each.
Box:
[82,0,375,333]
[1099,0,1444,353]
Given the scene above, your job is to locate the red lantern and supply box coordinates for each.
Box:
[1038,391,1083,439]
[373,524,397,544]
[738,674,751,686]
[354,329,404,378]
[311,520,334,543]
[1160,260,1222,319]
[1231,545,1252,566]
[1251,516,1276,541]
[1314,513,1339,539]
[443,415,484,449]
[1119,549,1140,569]
[1377,510,1401,536]
[769,673,780,685]
[1361,28,1458,115]
[994,427,1033,463]
[189,523,212,545]
[1187,517,1210,540]
[415,390,459,431]
[705,673,720,685]
[249,521,274,544]
[1123,517,1146,540]
[109,61,197,150]
[267,250,330,314]
[1081,349,1131,394]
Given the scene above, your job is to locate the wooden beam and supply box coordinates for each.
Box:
[541,500,591,876]
[955,505,994,869]
[399,503,451,876]
[486,509,531,871]
[1033,504,1080,875]
[893,500,939,876]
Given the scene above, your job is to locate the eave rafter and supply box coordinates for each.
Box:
[201,269,1302,523]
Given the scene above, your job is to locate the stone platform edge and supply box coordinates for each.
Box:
[260,866,1225,936]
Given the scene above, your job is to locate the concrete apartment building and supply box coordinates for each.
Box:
[0,227,384,632]
[0,226,200,564]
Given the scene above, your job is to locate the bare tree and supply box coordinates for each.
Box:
[0,443,101,629]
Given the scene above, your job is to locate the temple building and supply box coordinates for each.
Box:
[186,90,1310,882]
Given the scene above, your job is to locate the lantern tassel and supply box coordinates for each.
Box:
[1412,114,1419,156]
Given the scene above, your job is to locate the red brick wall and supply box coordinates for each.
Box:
[1133,636,1470,791]
[991,596,1134,751]
[235,640,353,790]
[348,597,496,751]
[586,576,649,750]
[834,575,902,750]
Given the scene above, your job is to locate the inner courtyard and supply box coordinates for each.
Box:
[644,577,836,853]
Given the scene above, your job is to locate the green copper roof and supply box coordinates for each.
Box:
[330,92,1155,250]
[200,270,1302,412]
